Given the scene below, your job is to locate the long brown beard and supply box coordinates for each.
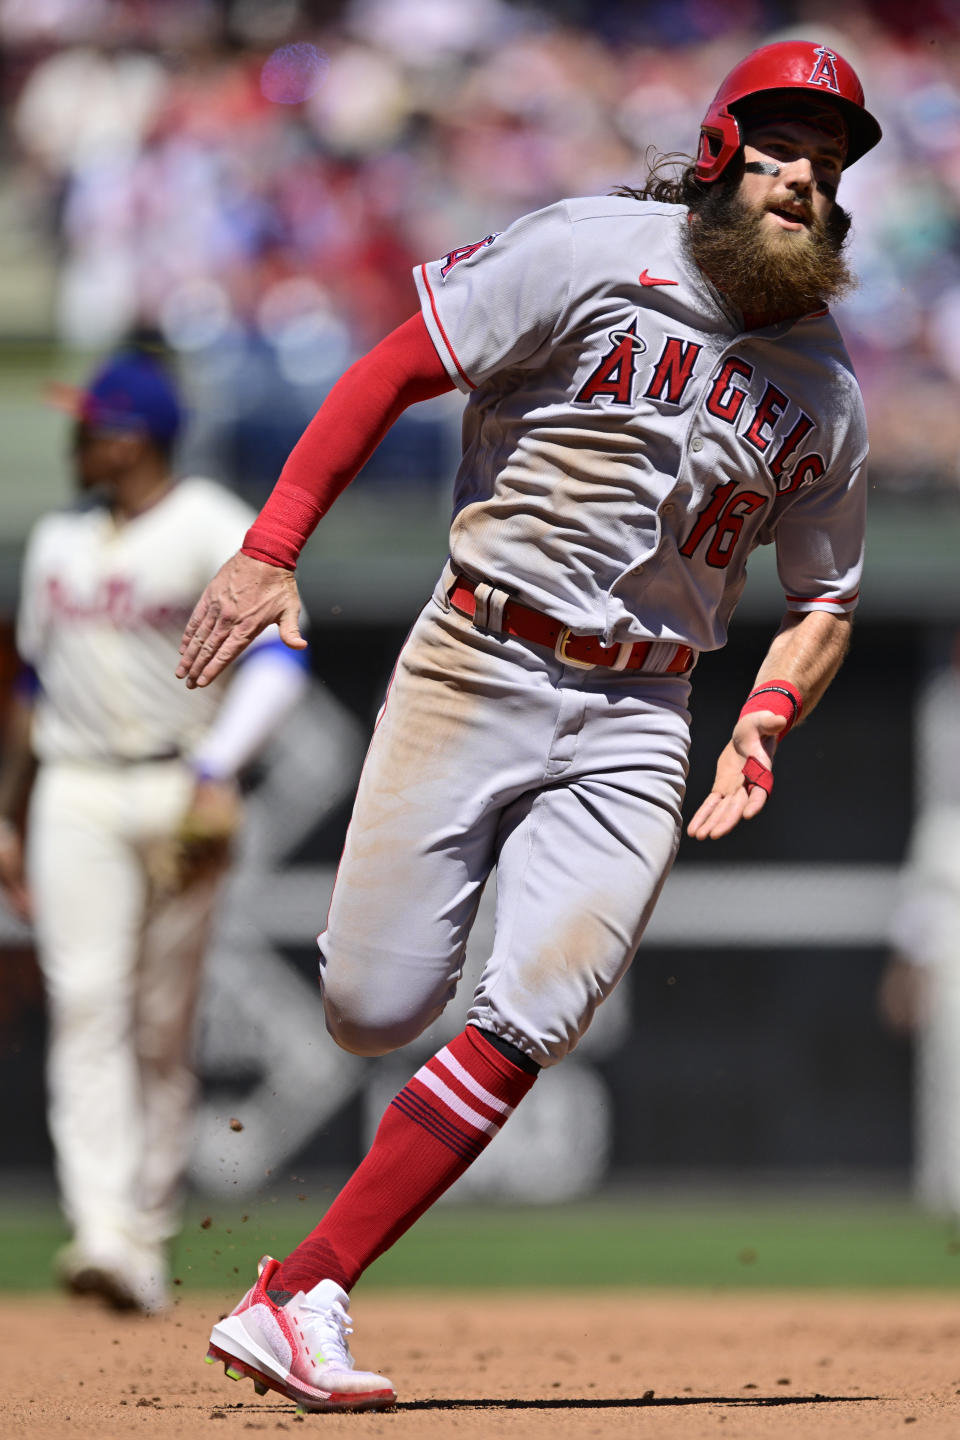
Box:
[685,183,856,320]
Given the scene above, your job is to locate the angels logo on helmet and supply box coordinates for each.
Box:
[807,46,842,93]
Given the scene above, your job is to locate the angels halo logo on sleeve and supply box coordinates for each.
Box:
[440,234,501,278]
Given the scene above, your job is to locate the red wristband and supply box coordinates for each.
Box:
[242,479,323,571]
[738,679,803,735]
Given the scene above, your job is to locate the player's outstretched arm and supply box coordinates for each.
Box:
[687,609,851,841]
[177,314,452,689]
[176,312,452,689]
[177,553,306,689]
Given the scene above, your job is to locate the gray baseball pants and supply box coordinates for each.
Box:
[318,580,691,1069]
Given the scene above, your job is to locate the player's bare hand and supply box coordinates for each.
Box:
[176,552,306,688]
[686,710,787,840]
[0,820,31,922]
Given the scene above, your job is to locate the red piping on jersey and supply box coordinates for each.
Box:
[419,263,476,391]
[242,312,454,569]
[785,589,859,606]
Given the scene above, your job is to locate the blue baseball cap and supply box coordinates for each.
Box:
[48,351,183,446]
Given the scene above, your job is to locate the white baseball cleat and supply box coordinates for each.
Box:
[205,1256,396,1412]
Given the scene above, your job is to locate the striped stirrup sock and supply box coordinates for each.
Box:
[270,1026,537,1296]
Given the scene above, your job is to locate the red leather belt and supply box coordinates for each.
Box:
[449,576,694,674]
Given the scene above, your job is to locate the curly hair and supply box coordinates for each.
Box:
[612,149,743,210]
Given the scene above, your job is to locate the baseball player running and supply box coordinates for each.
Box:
[0,346,310,1313]
[178,40,879,1411]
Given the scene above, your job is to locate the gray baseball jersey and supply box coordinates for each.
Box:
[414,196,867,654]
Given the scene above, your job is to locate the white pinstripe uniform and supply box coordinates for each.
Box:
[17,478,285,1278]
[317,197,866,1069]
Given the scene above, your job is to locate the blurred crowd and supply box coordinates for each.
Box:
[2,0,960,493]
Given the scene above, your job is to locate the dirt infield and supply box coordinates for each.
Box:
[4,1289,960,1438]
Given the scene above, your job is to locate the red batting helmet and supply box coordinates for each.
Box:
[695,39,882,184]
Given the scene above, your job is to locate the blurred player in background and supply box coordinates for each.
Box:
[0,342,310,1313]
[178,39,878,1411]
[881,635,960,1217]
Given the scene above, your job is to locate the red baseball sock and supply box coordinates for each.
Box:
[270,1027,537,1296]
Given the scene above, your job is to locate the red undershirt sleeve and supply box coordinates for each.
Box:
[241,311,455,570]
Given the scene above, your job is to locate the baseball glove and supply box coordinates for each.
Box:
[145,778,242,895]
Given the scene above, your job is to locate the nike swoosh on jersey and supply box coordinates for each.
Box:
[638,269,678,287]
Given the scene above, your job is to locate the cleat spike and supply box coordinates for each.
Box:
[253,1381,268,1396]
[203,1354,215,1366]
[225,1365,243,1381]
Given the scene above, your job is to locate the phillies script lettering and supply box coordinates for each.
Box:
[44,576,193,630]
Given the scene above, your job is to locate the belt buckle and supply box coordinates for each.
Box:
[554,625,597,670]
[553,626,634,671]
